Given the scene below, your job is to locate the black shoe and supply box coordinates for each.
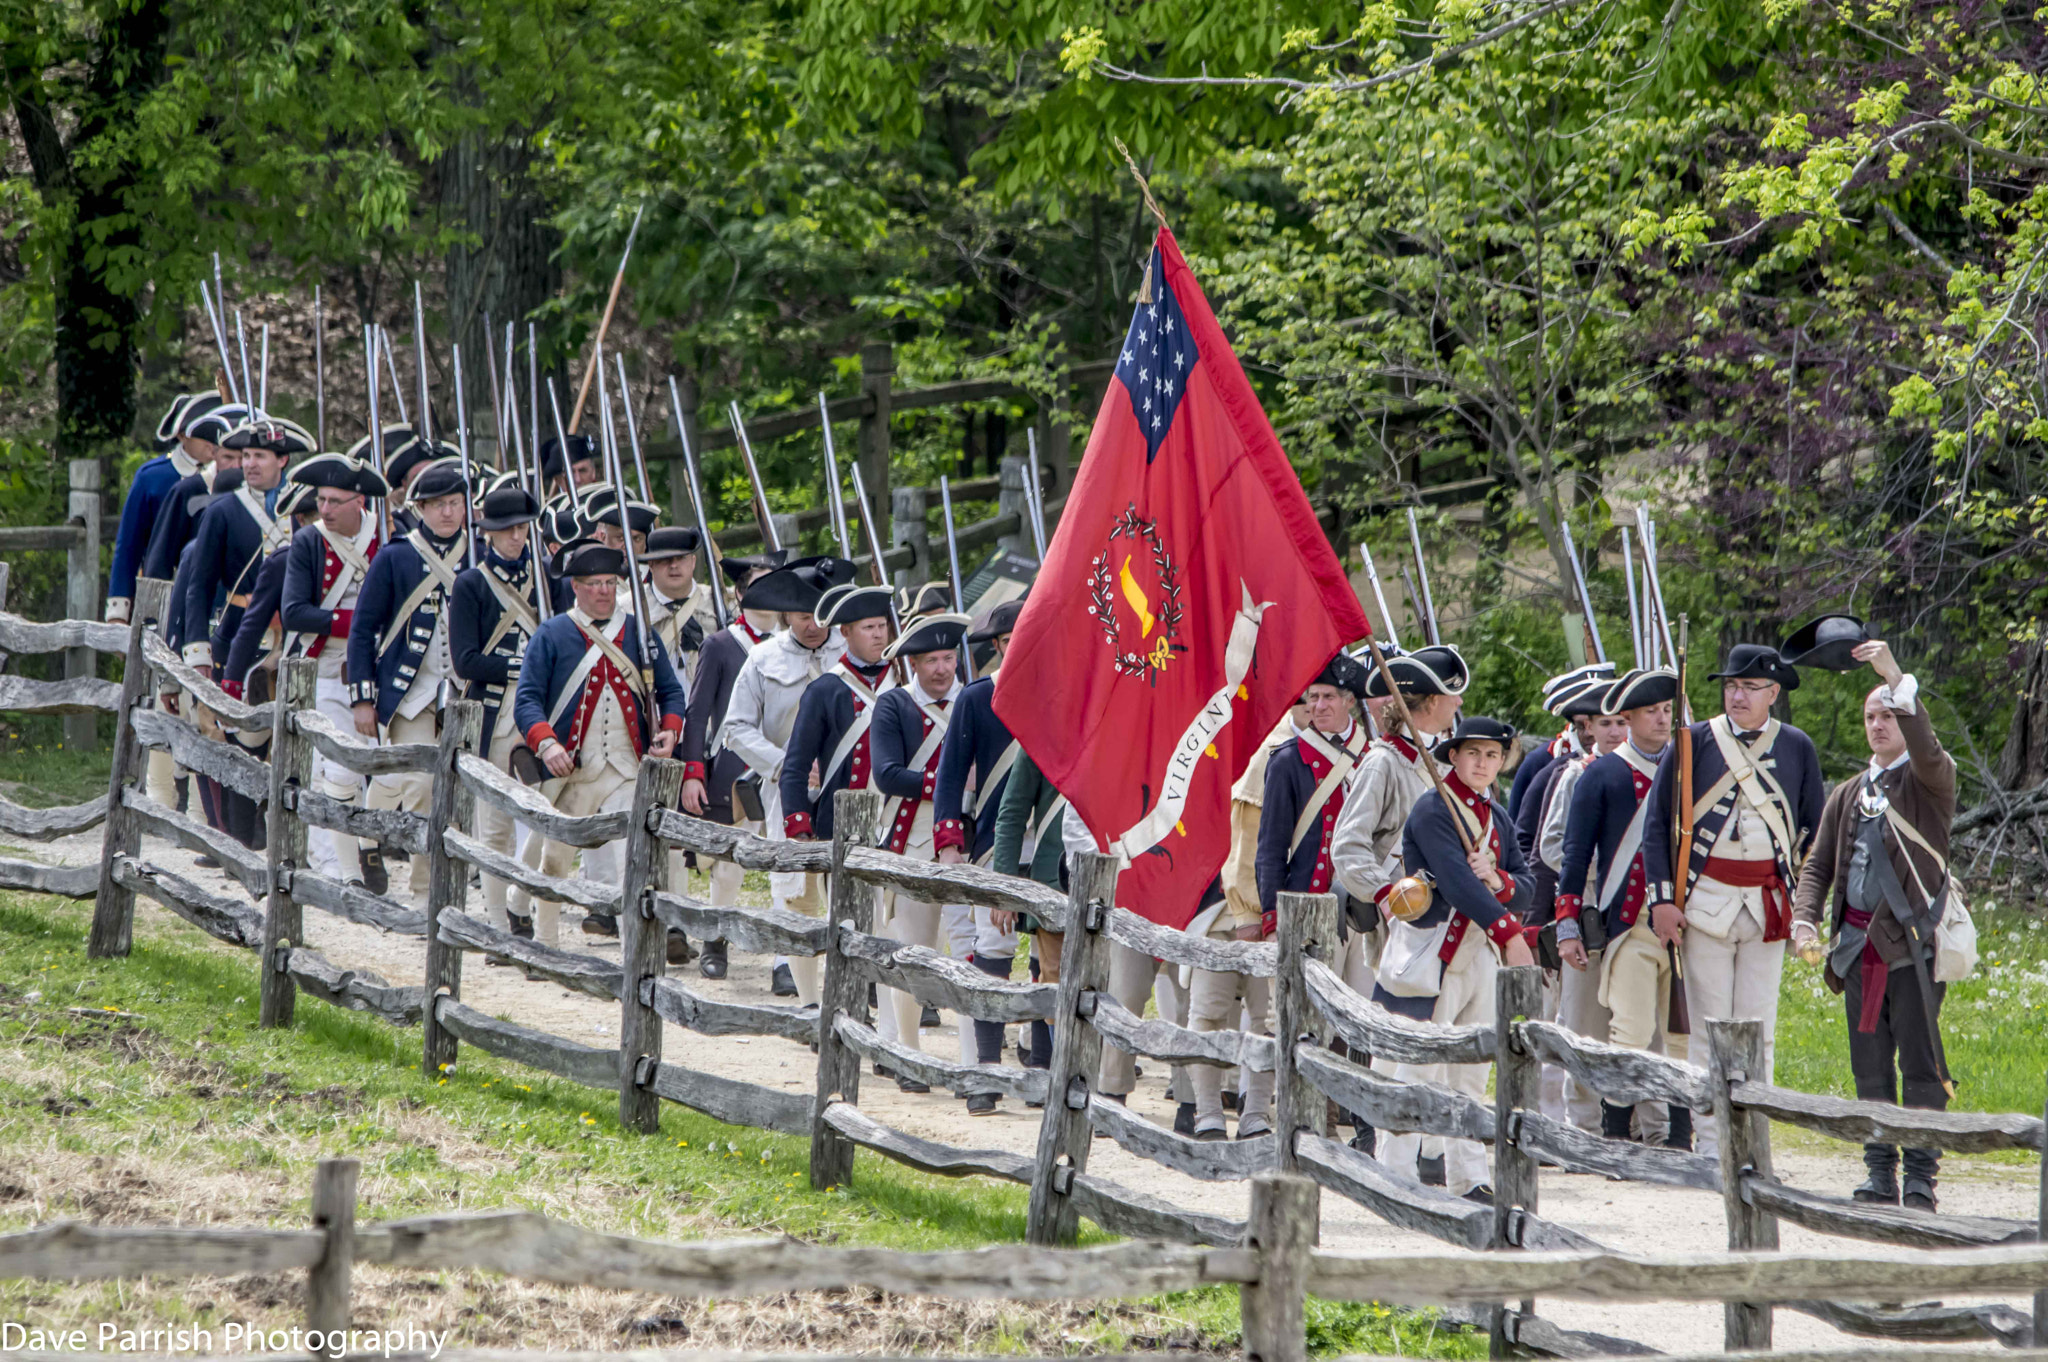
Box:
[581,913,619,938]
[699,940,728,980]
[509,913,534,940]
[1418,1154,1447,1187]
[665,930,692,965]
[771,963,798,997]
[897,1073,931,1094]
[1236,1114,1273,1140]
[1853,1172,1900,1204]
[1174,1102,1197,1136]
[873,1063,894,1079]
[358,848,390,896]
[1462,1184,1496,1206]
[1349,1124,1378,1158]
[920,1005,941,1029]
[1600,1101,1635,1142]
[967,1092,998,1116]
[1193,1126,1228,1143]
[1221,1089,1238,1112]
[1902,1176,1937,1212]
[1663,1104,1694,1151]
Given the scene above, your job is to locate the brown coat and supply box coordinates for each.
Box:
[1791,687,1954,987]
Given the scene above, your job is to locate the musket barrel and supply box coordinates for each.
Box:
[1022,429,1050,562]
[597,358,656,689]
[614,354,655,504]
[451,343,478,570]
[817,391,853,558]
[412,282,434,444]
[1620,527,1643,670]
[1405,507,1441,646]
[938,475,975,682]
[727,400,780,551]
[1560,520,1606,665]
[568,204,645,435]
[313,287,325,450]
[1357,544,1402,652]
[667,375,728,631]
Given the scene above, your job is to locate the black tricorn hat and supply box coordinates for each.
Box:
[899,581,953,619]
[409,457,478,504]
[346,425,415,467]
[1311,651,1370,704]
[885,611,970,660]
[479,482,542,531]
[289,452,390,499]
[156,391,221,451]
[1780,613,1870,672]
[817,582,895,628]
[275,480,319,519]
[968,596,1026,644]
[1552,676,1612,719]
[720,548,790,587]
[553,537,626,579]
[222,417,316,458]
[583,487,660,534]
[184,402,254,445]
[1711,641,1800,691]
[1542,660,1617,702]
[1432,715,1518,761]
[539,434,600,482]
[1363,643,1468,699]
[539,492,584,546]
[741,561,852,614]
[386,437,456,495]
[1601,667,1679,715]
[640,526,700,561]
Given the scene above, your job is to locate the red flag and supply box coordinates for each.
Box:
[994,227,1367,926]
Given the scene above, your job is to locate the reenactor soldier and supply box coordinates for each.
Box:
[1507,662,1617,822]
[277,450,391,882]
[346,453,475,901]
[1642,642,1823,1160]
[108,391,221,624]
[537,434,603,496]
[142,402,250,588]
[1514,674,1616,863]
[450,474,549,937]
[583,486,657,561]
[178,417,307,676]
[1375,716,1536,1204]
[641,527,719,693]
[680,551,787,981]
[512,538,690,945]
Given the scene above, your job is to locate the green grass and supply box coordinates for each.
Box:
[0,890,1479,1358]
[0,731,109,807]
[1774,900,2048,1134]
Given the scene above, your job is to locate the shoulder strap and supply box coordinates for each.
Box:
[480,566,541,653]
[1709,715,1798,864]
[818,678,877,791]
[1289,730,1360,857]
[972,738,1023,819]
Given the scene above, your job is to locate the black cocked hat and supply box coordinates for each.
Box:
[1710,642,1800,691]
[1779,613,1870,672]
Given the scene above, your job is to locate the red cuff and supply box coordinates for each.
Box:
[661,713,684,734]
[682,761,707,782]
[1555,892,1582,921]
[785,811,814,839]
[330,608,352,638]
[1486,914,1524,949]
[220,678,244,700]
[1494,873,1517,905]
[1372,883,1392,905]
[934,818,966,853]
[525,723,559,751]
[1260,909,1276,938]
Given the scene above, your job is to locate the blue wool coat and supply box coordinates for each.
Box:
[872,683,959,855]
[1255,726,1366,917]
[109,454,188,608]
[1640,719,1825,905]
[346,528,469,724]
[1506,735,1561,822]
[181,484,283,669]
[219,543,292,693]
[511,611,687,756]
[142,468,225,583]
[932,675,1016,861]
[781,666,889,841]
[1554,747,1661,940]
[450,549,549,741]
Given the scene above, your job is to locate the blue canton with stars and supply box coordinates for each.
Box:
[1113,248,1201,463]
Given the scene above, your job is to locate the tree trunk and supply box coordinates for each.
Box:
[1998,637,2048,791]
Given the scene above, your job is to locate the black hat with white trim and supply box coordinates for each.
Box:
[275,480,319,518]
[816,581,895,627]
[553,537,627,580]
[1541,660,1617,703]
[1432,715,1519,761]
[479,481,542,531]
[582,487,660,534]
[222,417,316,458]
[899,581,952,620]
[884,611,970,660]
[156,391,222,451]
[1363,643,1468,699]
[289,452,390,499]
[539,434,600,484]
[1601,667,1679,714]
[1711,642,1800,691]
[1311,651,1371,705]
[184,402,255,446]
[720,548,789,587]
[1779,613,1870,672]
[408,457,477,504]
[1551,676,1612,719]
[741,562,839,614]
[640,526,700,561]
[384,436,454,495]
[968,596,1026,644]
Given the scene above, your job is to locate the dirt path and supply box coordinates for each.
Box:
[38,824,2038,1355]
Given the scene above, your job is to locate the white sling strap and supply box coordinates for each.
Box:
[376,531,466,656]
[1288,727,1364,858]
[1592,744,1661,912]
[819,664,883,791]
[971,739,1022,819]
[880,694,953,838]
[480,565,540,655]
[1708,714,1798,868]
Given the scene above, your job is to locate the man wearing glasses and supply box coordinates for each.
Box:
[1640,642,1823,1160]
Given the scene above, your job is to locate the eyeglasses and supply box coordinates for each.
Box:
[1722,680,1776,695]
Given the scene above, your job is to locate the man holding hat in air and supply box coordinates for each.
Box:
[1641,642,1824,1159]
[512,538,690,945]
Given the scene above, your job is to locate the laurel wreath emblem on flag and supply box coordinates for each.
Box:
[1086,503,1186,682]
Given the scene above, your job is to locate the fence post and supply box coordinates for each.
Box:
[1708,1017,1776,1351]
[1490,963,1545,1358]
[1274,891,1337,1188]
[305,1157,358,1337]
[421,700,483,1079]
[88,577,169,959]
[997,455,1030,555]
[620,757,686,1134]
[890,486,928,594]
[260,659,317,1029]
[65,458,101,752]
[1240,1172,1315,1362]
[859,341,894,545]
[811,788,882,1190]
[1025,849,1118,1246]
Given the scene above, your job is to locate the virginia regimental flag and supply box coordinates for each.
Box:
[994,227,1367,927]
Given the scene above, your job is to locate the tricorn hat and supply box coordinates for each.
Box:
[1601,667,1679,714]
[1710,642,1800,692]
[884,611,971,660]
[640,526,700,562]
[289,452,390,499]
[156,391,221,451]
[1549,675,1612,719]
[408,457,477,504]
[1542,660,1617,702]
[222,417,316,458]
[1779,613,1870,672]
[275,480,319,519]
[720,548,789,587]
[582,486,660,534]
[539,434,600,483]
[384,436,454,495]
[184,403,254,446]
[538,492,584,546]
[899,581,953,619]
[817,581,895,628]
[740,561,847,615]
[968,596,1026,644]
[479,481,542,531]
[1311,651,1371,705]
[1432,715,1518,762]
[1363,643,1468,699]
[552,537,626,580]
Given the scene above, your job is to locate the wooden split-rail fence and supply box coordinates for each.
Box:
[0,584,2045,1358]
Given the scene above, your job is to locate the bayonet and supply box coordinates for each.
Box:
[197,281,238,404]
[667,375,728,632]
[817,392,853,558]
[938,475,976,682]
[313,287,325,450]
[364,325,391,545]
[378,327,409,426]
[1022,429,1050,562]
[1620,527,1644,670]
[235,310,255,415]
[258,323,270,414]
[1356,544,1402,652]
[614,352,654,504]
[412,281,433,444]
[1559,520,1606,665]
[1635,506,1677,669]
[1405,507,1441,646]
[597,359,656,696]
[727,400,780,551]
[450,343,479,571]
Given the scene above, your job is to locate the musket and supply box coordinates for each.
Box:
[527,324,541,498]
[450,343,479,571]
[235,311,255,415]
[313,287,325,450]
[848,460,906,684]
[1620,527,1643,670]
[197,280,239,404]
[545,377,574,501]
[817,391,853,558]
[938,475,976,682]
[614,352,654,504]
[1022,429,1050,562]
[364,325,391,545]
[667,374,728,632]
[378,327,410,426]
[1635,507,1678,668]
[484,311,505,456]
[412,282,434,444]
[1398,564,1426,646]
[596,359,656,696]
[258,323,270,414]
[1405,507,1441,646]
[727,400,781,551]
[501,324,551,623]
[1559,520,1606,665]
[568,203,645,434]
[1356,544,1403,651]
[1361,634,1474,870]
[1668,613,1693,1037]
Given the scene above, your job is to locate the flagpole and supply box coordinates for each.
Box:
[1359,635,1475,872]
